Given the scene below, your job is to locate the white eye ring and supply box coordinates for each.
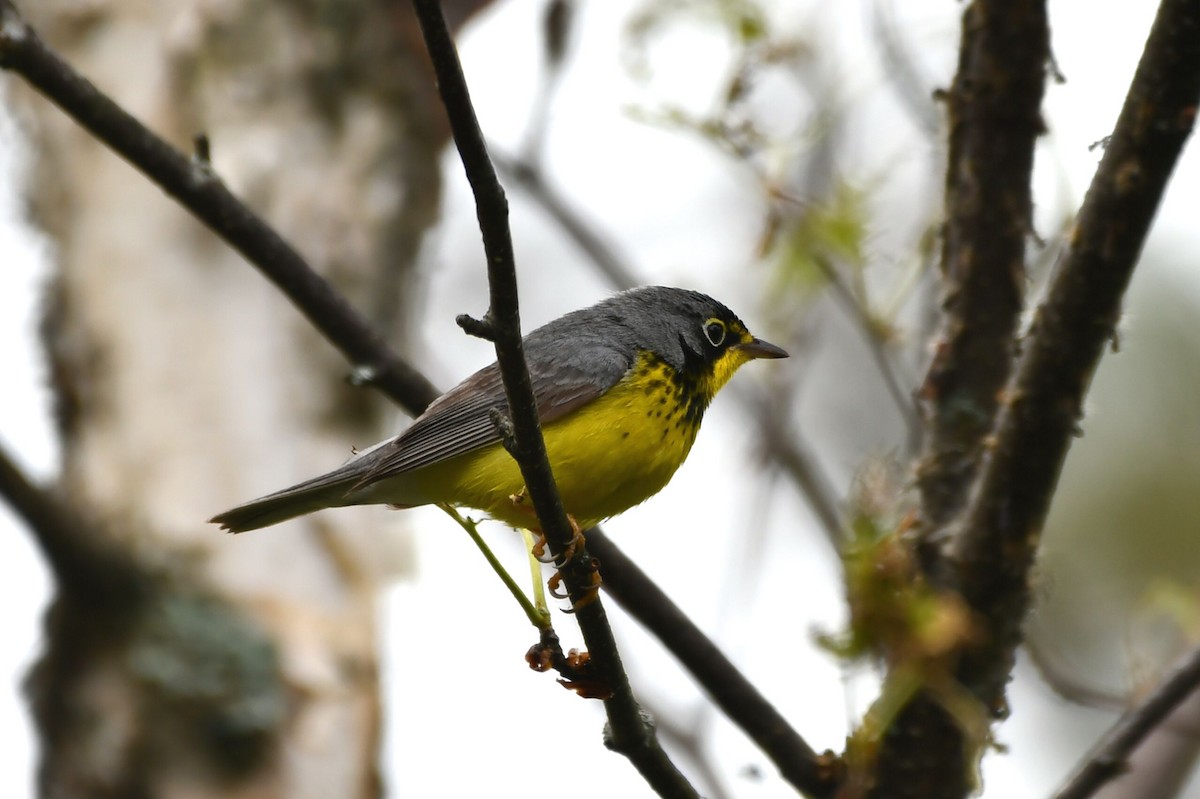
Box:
[703,319,726,347]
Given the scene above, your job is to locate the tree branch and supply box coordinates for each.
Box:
[870,2,1049,797]
[406,1,697,795]
[0,438,145,604]
[947,0,1200,708]
[915,0,1048,535]
[1054,644,1200,799]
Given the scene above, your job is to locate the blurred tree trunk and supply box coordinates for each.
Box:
[12,1,488,796]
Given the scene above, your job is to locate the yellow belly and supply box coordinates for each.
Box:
[398,363,702,529]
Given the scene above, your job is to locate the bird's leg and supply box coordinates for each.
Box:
[556,513,586,565]
[506,491,601,610]
[509,487,558,565]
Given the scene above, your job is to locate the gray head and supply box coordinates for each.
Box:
[531,286,787,378]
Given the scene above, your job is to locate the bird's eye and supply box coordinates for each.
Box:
[703,319,726,347]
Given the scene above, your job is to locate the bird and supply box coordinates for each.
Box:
[210,286,787,534]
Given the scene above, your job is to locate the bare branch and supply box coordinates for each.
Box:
[1054,644,1200,799]
[0,438,145,603]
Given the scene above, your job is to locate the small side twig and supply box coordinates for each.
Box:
[1053,644,1200,799]
[408,1,698,795]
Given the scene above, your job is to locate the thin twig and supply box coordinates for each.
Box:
[810,253,919,448]
[407,1,698,795]
[1054,644,1200,799]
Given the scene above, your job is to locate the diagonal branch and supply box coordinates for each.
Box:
[407,1,697,795]
[1053,643,1200,799]
[0,438,145,603]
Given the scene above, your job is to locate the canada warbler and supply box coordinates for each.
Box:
[211,286,787,533]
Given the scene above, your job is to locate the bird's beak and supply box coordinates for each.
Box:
[736,337,789,360]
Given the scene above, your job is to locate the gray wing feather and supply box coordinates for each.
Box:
[357,331,632,485]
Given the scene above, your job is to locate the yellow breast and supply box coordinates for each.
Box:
[407,353,703,529]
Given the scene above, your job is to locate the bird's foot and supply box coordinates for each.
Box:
[548,563,602,611]
[528,511,584,566]
[546,515,602,611]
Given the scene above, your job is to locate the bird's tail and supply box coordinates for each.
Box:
[210,465,364,533]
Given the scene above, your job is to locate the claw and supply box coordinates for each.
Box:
[562,563,603,613]
[523,513,600,611]
[531,531,555,564]
[547,570,570,600]
[555,514,585,567]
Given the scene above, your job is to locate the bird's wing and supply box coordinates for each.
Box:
[356,334,632,485]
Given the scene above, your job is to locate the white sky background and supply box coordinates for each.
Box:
[3,0,1200,797]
